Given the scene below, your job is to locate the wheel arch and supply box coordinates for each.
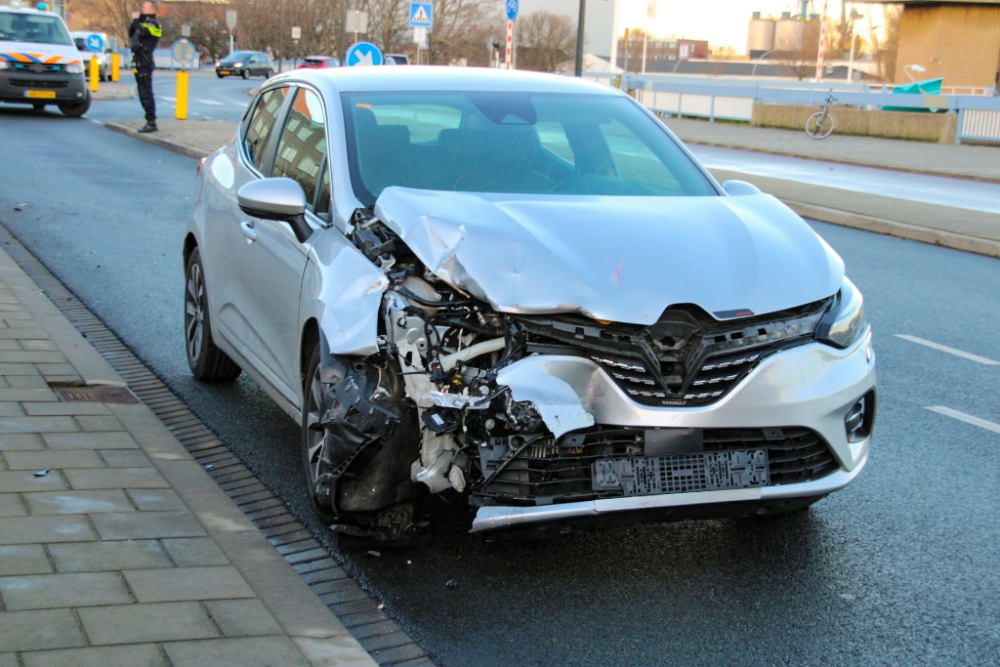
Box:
[183,233,198,270]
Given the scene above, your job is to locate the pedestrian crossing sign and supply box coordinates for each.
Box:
[409,2,432,28]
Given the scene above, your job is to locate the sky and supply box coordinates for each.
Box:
[617,0,857,52]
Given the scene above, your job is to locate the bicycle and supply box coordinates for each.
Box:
[805,91,837,140]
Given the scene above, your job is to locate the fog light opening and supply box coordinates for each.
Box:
[845,391,876,443]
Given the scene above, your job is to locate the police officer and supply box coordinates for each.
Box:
[129,1,162,133]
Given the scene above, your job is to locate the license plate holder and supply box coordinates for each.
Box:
[219,70,231,75]
[592,450,769,496]
[25,90,57,99]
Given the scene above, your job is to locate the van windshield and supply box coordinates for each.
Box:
[0,13,73,46]
[341,91,717,204]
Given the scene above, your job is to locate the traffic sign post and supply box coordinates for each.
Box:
[346,41,383,67]
[181,24,190,38]
[409,2,432,28]
[504,0,517,69]
[292,26,301,69]
[172,39,196,121]
[85,33,103,52]
[225,10,237,56]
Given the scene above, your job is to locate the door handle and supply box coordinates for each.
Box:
[240,221,258,243]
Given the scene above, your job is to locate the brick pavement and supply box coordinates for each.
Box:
[0,249,376,666]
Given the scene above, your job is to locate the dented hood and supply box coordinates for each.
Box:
[374,188,844,325]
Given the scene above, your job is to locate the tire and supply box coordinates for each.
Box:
[302,346,339,524]
[184,248,242,381]
[216,72,224,78]
[58,95,91,118]
[265,69,274,79]
[241,69,249,80]
[805,110,836,139]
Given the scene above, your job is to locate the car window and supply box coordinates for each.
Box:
[0,13,72,46]
[244,87,289,172]
[315,160,331,222]
[271,88,327,213]
[342,92,716,204]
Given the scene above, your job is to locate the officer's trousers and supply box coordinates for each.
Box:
[134,64,156,122]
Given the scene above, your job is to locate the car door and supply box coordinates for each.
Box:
[203,85,291,358]
[230,85,329,405]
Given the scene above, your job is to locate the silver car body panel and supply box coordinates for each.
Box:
[373,187,845,324]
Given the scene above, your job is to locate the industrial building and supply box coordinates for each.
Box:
[747,8,822,60]
[616,38,709,69]
[857,0,1000,89]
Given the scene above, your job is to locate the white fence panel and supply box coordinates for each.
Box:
[712,96,754,121]
[653,91,680,113]
[962,110,1000,141]
[679,94,713,117]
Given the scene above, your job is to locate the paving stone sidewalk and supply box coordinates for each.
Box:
[0,248,376,666]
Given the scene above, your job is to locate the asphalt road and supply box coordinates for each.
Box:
[2,105,999,667]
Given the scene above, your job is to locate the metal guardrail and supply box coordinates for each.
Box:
[585,73,1000,144]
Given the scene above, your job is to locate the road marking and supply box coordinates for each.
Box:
[159,95,177,102]
[197,99,224,106]
[926,406,1000,435]
[231,102,247,108]
[895,334,999,366]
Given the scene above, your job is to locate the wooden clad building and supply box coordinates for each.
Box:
[860,0,1000,89]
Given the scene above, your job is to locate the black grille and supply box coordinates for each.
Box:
[476,426,838,505]
[7,62,69,73]
[10,79,68,89]
[519,299,831,408]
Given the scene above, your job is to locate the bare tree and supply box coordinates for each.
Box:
[778,24,820,81]
[427,0,497,66]
[159,3,230,63]
[871,4,902,82]
[363,0,409,54]
[516,11,575,72]
[83,0,133,43]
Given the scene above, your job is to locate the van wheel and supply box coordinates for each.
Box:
[185,248,242,381]
[58,96,91,118]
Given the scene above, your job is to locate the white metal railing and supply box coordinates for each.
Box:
[585,72,1000,144]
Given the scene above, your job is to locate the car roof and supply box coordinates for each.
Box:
[282,66,621,96]
[1,6,59,14]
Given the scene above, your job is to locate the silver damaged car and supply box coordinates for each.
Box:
[184,68,876,539]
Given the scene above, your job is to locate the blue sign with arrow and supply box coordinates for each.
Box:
[346,41,383,67]
[505,0,518,21]
[409,2,432,28]
[86,33,104,52]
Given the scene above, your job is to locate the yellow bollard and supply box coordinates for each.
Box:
[111,52,119,82]
[89,56,99,93]
[175,69,188,120]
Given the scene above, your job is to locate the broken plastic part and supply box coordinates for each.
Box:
[497,363,595,439]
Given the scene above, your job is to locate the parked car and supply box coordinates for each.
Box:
[184,68,876,541]
[0,5,90,116]
[70,31,112,81]
[298,55,339,69]
[216,51,273,79]
[384,53,409,65]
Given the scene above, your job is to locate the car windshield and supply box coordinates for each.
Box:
[342,91,716,204]
[73,37,86,49]
[0,13,73,46]
[226,52,253,61]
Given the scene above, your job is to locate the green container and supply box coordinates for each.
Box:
[884,77,944,112]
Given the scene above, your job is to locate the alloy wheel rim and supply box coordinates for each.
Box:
[305,365,327,485]
[184,263,205,363]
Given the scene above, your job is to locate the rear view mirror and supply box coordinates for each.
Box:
[722,180,762,196]
[237,178,312,243]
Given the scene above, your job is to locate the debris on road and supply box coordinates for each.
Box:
[34,469,49,477]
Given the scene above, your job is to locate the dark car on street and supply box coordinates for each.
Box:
[297,55,339,69]
[216,51,273,79]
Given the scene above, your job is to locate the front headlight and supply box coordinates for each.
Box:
[66,62,85,74]
[232,62,243,67]
[817,277,869,349]
[0,60,9,70]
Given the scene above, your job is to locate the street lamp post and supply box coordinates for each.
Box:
[751,49,774,78]
[574,0,586,77]
[278,0,284,73]
[903,63,926,83]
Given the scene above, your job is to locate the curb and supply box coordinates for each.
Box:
[680,138,1000,186]
[105,121,212,159]
[785,200,1000,260]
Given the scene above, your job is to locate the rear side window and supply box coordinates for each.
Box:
[271,88,327,213]
[243,87,289,172]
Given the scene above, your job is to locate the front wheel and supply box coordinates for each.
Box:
[805,110,836,139]
[184,248,242,381]
[216,72,224,78]
[58,95,91,118]
[265,69,274,79]
[241,69,249,80]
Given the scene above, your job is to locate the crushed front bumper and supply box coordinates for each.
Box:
[472,329,876,533]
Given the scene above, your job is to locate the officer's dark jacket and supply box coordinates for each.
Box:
[129,14,161,62]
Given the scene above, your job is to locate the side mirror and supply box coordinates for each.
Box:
[237,178,313,243]
[722,180,762,196]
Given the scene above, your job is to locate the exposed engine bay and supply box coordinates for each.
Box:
[310,208,836,539]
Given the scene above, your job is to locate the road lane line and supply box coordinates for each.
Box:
[231,102,247,107]
[926,406,1000,435]
[197,99,224,106]
[895,334,999,366]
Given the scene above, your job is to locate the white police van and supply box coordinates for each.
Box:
[0,3,90,116]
